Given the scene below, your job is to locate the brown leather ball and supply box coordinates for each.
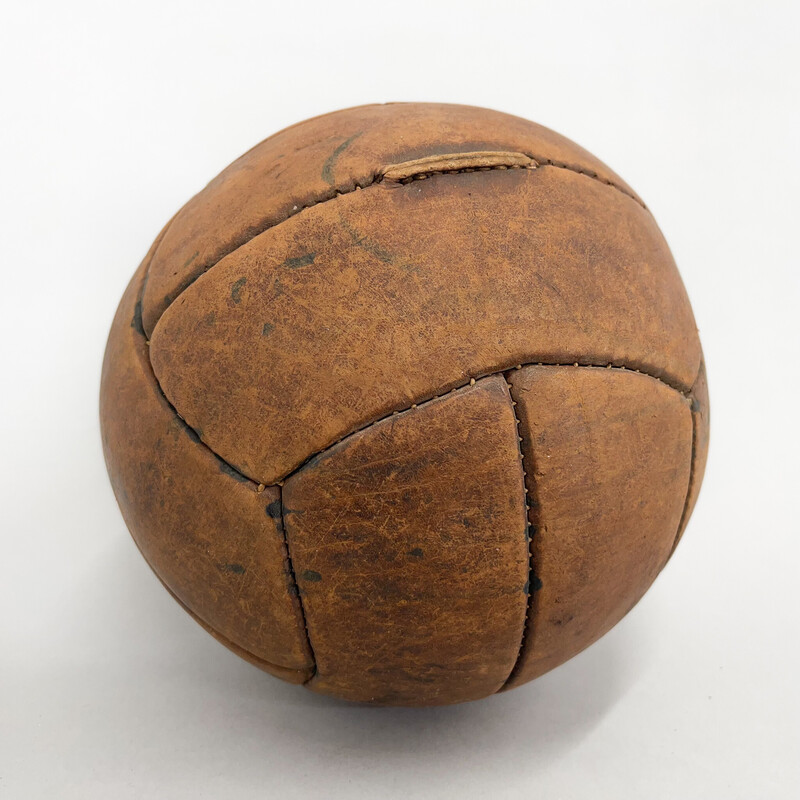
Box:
[101,103,708,706]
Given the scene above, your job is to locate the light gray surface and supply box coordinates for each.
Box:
[1,1,798,797]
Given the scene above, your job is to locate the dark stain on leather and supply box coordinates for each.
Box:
[218,459,250,483]
[265,499,282,519]
[321,131,362,185]
[230,276,247,304]
[280,252,316,269]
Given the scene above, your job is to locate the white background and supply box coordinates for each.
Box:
[1,1,798,798]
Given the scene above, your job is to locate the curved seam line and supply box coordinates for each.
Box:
[498,374,537,691]
[670,408,697,556]
[150,367,255,485]
[136,226,257,487]
[536,157,642,207]
[148,156,645,332]
[277,485,318,682]
[141,336,256,487]
[668,358,704,554]
[271,362,692,488]
[146,354,694,489]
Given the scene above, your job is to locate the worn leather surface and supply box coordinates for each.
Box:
[150,165,699,485]
[101,103,708,705]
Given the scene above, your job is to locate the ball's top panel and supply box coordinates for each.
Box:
[149,166,700,486]
[140,102,641,335]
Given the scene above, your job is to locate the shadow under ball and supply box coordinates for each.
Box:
[100,103,709,706]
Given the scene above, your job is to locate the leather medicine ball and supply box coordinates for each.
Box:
[100,103,709,706]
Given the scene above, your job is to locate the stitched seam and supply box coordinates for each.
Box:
[273,362,691,488]
[140,336,255,487]
[276,485,317,682]
[535,157,642,207]
[670,408,697,556]
[669,358,704,555]
[499,374,538,691]
[147,362,255,485]
[150,155,644,330]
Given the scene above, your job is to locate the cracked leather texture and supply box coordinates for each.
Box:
[100,103,709,706]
